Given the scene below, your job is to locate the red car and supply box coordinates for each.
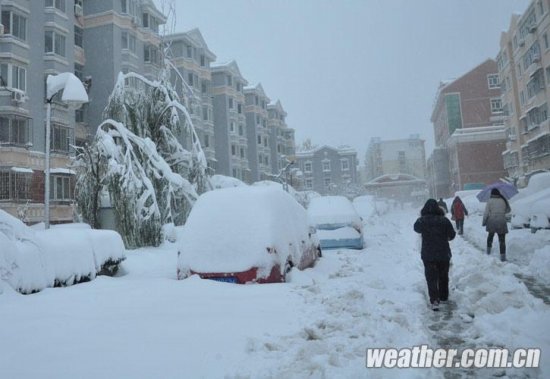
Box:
[177,186,321,284]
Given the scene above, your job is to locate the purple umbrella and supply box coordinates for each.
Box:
[476,181,518,202]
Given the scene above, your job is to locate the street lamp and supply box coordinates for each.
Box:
[45,73,89,229]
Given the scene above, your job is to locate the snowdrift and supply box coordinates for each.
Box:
[0,210,125,294]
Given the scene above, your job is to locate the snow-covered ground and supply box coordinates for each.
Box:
[1,206,549,378]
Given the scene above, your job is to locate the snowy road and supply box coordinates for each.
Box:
[1,207,549,378]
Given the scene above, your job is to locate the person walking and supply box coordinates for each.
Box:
[451,196,468,235]
[437,198,448,214]
[482,188,511,262]
[414,199,456,311]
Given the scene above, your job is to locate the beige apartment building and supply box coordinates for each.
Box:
[498,0,550,182]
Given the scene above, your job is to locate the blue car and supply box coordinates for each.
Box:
[308,196,365,250]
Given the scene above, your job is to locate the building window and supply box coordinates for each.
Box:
[186,45,193,58]
[74,25,83,48]
[229,121,235,133]
[203,134,210,148]
[490,98,503,114]
[305,178,313,189]
[50,175,72,201]
[487,74,500,89]
[238,124,244,136]
[240,147,245,159]
[0,116,31,146]
[45,0,66,13]
[121,32,136,53]
[202,106,208,121]
[263,137,268,147]
[200,55,206,67]
[121,0,128,13]
[0,169,32,201]
[341,158,349,171]
[45,30,66,57]
[228,98,234,109]
[324,177,331,188]
[201,81,207,94]
[0,63,26,92]
[231,145,236,156]
[144,45,159,64]
[257,135,261,145]
[322,160,331,172]
[226,75,232,86]
[237,103,242,114]
[1,11,27,41]
[51,124,71,152]
[304,161,312,173]
[256,115,261,125]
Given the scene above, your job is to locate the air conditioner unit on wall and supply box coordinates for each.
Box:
[11,91,25,104]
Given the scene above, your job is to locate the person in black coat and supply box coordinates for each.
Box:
[437,198,448,214]
[414,199,456,310]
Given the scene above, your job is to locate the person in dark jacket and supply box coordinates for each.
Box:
[437,198,448,214]
[414,199,456,311]
[482,188,511,262]
[451,196,468,235]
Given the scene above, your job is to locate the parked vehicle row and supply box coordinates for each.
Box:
[510,172,550,232]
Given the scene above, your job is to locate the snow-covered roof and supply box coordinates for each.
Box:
[243,83,269,101]
[166,28,216,60]
[50,168,76,175]
[296,145,357,157]
[10,167,33,173]
[267,100,287,116]
[211,60,248,83]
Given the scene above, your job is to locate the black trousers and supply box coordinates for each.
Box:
[487,233,506,255]
[455,219,464,235]
[423,260,450,304]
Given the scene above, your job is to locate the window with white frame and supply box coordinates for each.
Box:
[304,161,312,173]
[305,178,313,189]
[490,98,503,114]
[487,74,500,89]
[324,177,331,187]
[0,63,26,92]
[257,135,261,145]
[45,30,66,57]
[231,144,236,156]
[229,121,235,133]
[0,116,31,146]
[0,169,32,201]
[50,175,72,201]
[203,134,210,148]
[338,158,348,171]
[144,45,159,64]
[322,160,331,172]
[1,11,27,41]
[238,124,244,136]
[121,32,136,53]
[45,0,66,12]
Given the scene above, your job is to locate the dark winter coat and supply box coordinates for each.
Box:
[451,197,468,220]
[437,199,448,213]
[483,194,511,234]
[414,199,456,262]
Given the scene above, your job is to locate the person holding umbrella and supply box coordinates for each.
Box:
[482,188,511,262]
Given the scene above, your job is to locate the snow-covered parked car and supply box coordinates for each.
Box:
[308,196,364,250]
[0,210,125,294]
[353,195,376,221]
[177,186,321,284]
[510,173,550,229]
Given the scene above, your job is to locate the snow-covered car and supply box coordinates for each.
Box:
[353,195,376,221]
[0,210,125,294]
[510,173,550,229]
[177,186,321,284]
[308,196,364,250]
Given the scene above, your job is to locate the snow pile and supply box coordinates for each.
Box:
[528,246,550,285]
[0,210,125,293]
[308,195,361,229]
[178,186,312,275]
[209,174,247,189]
[352,195,376,220]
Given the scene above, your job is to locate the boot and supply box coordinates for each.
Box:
[486,246,492,255]
[500,244,506,262]
[500,254,506,262]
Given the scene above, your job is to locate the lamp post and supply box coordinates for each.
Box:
[45,73,89,229]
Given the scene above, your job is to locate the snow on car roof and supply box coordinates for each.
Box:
[308,196,361,227]
[179,186,309,273]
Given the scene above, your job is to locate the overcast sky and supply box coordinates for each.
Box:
[156,0,529,161]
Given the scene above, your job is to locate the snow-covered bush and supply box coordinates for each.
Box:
[75,71,208,248]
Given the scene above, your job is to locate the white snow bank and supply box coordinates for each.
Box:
[178,186,312,274]
[528,246,550,286]
[308,196,361,228]
[209,174,247,189]
[352,195,376,220]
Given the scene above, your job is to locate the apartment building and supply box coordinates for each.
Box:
[498,0,550,182]
[211,60,250,182]
[430,59,507,196]
[0,0,166,224]
[164,29,216,171]
[0,0,82,223]
[244,83,272,182]
[268,100,295,176]
[365,136,427,181]
[295,145,358,195]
